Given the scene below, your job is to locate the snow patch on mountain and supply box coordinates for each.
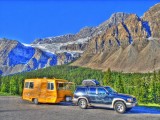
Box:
[31,37,90,54]
[22,43,32,47]
[142,21,152,37]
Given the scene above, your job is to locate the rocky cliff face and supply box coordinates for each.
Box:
[0,39,76,75]
[143,3,160,38]
[33,34,76,44]
[32,12,130,54]
[1,3,160,75]
[72,3,160,73]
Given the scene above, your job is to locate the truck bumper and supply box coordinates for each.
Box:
[126,102,137,108]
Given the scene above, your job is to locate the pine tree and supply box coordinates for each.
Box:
[10,78,18,95]
[0,74,1,91]
[18,77,24,95]
[1,79,7,93]
[149,71,157,103]
[103,68,112,86]
[140,76,150,103]
[114,74,124,93]
[157,70,160,104]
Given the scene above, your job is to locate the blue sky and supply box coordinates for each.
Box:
[0,0,159,44]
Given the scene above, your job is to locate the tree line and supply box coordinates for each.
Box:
[0,65,160,104]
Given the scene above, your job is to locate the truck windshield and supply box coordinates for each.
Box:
[104,87,117,94]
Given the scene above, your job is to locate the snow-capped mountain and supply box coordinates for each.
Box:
[0,39,76,75]
[1,3,160,75]
[32,12,130,55]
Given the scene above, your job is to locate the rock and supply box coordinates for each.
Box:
[72,3,160,73]
[31,12,130,53]
[142,3,160,38]
[0,39,77,75]
[1,3,160,75]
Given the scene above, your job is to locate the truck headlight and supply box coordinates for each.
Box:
[127,98,133,102]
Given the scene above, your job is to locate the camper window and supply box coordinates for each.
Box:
[58,83,65,90]
[58,82,73,90]
[29,82,34,89]
[25,82,29,88]
[24,82,34,89]
[47,82,54,90]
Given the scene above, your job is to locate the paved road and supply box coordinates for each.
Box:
[0,96,160,120]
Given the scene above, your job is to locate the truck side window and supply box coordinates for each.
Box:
[47,82,54,90]
[75,87,86,95]
[88,87,96,94]
[97,88,107,95]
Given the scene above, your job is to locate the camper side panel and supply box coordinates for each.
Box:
[22,79,41,101]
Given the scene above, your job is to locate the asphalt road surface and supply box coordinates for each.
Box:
[0,96,160,120]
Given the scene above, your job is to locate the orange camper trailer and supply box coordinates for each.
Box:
[22,78,73,104]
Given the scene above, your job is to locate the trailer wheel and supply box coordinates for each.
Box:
[33,98,39,105]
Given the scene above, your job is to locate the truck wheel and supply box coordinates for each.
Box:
[33,98,39,105]
[78,99,87,109]
[114,101,126,114]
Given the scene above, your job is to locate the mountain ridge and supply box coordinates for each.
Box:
[31,12,130,54]
[1,3,160,75]
[0,39,77,75]
[72,3,160,73]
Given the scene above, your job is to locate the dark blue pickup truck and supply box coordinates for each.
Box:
[72,79,137,114]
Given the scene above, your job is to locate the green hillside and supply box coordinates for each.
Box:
[0,65,160,104]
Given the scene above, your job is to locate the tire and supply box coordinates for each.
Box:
[114,101,126,114]
[78,99,87,109]
[33,98,39,105]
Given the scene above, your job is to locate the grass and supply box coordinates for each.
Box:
[139,103,160,109]
[0,92,19,96]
